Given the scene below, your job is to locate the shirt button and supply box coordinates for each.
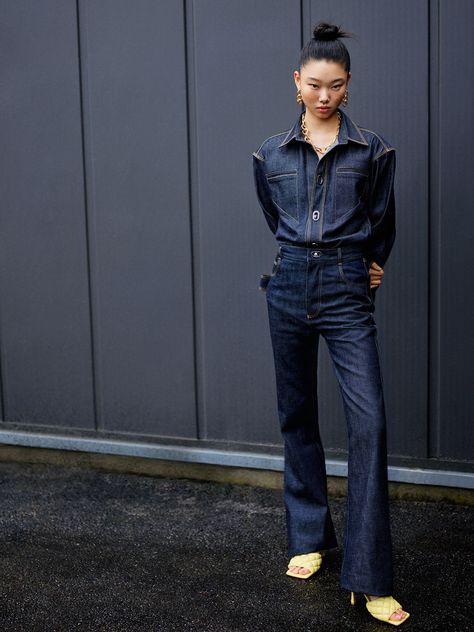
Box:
[312,210,320,221]
[317,174,324,185]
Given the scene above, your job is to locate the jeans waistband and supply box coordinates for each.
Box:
[276,240,367,263]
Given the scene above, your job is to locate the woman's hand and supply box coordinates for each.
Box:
[368,261,384,289]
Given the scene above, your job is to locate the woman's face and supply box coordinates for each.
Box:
[294,59,350,119]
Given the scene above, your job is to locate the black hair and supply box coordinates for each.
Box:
[299,21,355,73]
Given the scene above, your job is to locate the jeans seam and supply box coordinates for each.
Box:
[338,259,368,288]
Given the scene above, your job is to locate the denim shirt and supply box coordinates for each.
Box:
[252,107,396,268]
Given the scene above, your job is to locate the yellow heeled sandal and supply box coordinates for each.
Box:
[350,591,410,626]
[286,551,324,579]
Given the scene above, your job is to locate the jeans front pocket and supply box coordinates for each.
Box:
[266,170,299,223]
[338,256,369,289]
[259,251,282,292]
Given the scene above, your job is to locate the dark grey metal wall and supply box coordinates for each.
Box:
[0,1,472,482]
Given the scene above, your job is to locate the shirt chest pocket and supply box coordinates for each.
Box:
[265,170,299,223]
[334,168,369,221]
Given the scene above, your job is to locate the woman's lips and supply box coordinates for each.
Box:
[317,107,330,111]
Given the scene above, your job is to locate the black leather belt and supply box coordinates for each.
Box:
[277,240,362,251]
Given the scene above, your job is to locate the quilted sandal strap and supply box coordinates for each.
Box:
[288,552,323,570]
[365,595,403,622]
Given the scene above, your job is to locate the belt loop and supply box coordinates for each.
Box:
[337,247,342,264]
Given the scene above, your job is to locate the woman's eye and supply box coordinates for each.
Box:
[309,84,343,89]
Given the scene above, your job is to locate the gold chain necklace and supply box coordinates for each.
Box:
[301,110,341,154]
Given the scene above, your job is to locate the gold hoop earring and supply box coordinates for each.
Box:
[296,89,303,104]
[342,90,349,107]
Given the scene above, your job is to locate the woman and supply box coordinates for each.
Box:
[252,22,410,626]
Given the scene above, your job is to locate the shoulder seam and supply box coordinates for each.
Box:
[358,127,395,152]
[255,130,291,155]
[373,147,396,161]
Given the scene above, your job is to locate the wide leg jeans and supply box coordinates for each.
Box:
[262,241,394,596]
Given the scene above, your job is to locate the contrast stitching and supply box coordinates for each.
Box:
[346,138,369,146]
[347,118,369,145]
[266,171,299,223]
[266,170,298,179]
[358,127,390,150]
[338,260,367,287]
[336,168,369,177]
[271,198,299,224]
[255,130,291,155]
[319,160,329,240]
[373,146,396,162]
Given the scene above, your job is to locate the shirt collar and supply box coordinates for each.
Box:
[277,107,369,148]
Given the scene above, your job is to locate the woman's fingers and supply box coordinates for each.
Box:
[369,262,383,276]
[370,265,384,277]
[368,262,384,289]
[370,261,384,272]
[369,269,382,288]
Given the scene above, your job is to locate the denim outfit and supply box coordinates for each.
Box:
[252,107,396,596]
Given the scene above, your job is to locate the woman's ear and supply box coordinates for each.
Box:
[293,70,300,90]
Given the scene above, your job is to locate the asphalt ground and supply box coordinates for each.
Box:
[0,460,472,631]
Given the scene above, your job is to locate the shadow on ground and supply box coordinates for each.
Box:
[0,461,471,631]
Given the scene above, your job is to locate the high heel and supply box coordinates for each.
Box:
[350,591,410,626]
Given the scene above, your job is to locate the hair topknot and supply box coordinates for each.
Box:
[298,21,355,72]
[313,22,347,41]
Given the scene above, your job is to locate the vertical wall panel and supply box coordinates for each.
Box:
[80,1,196,436]
[190,0,301,444]
[0,0,471,474]
[0,1,95,427]
[436,0,474,459]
